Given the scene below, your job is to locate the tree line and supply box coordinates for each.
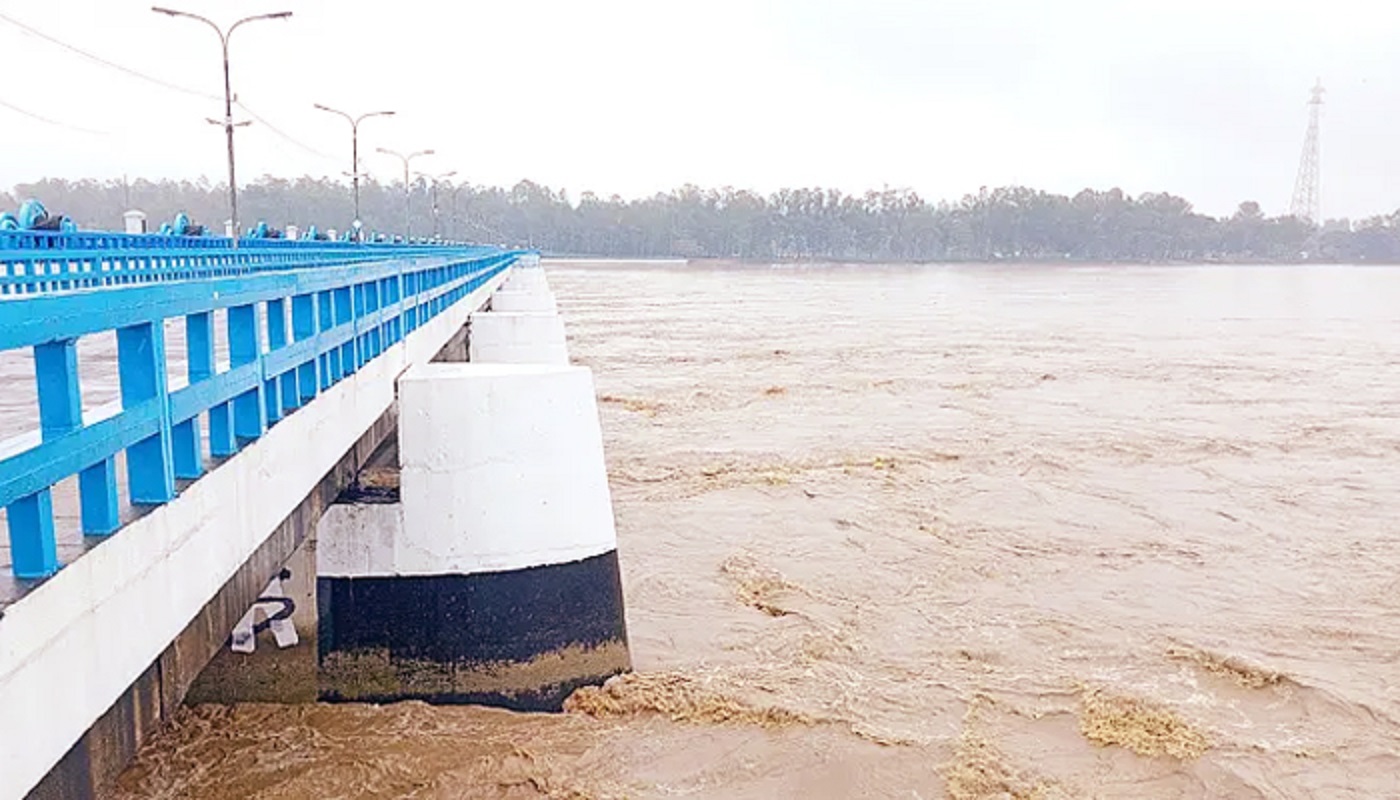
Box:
[7,176,1400,263]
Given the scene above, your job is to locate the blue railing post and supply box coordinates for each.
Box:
[403,272,419,333]
[367,282,379,358]
[381,276,395,345]
[5,340,81,578]
[228,305,265,444]
[265,298,288,423]
[291,293,317,407]
[316,290,336,389]
[334,287,354,378]
[34,339,121,535]
[117,322,176,505]
[80,452,121,534]
[353,283,369,368]
[173,315,206,479]
[366,281,382,359]
[190,312,235,459]
[6,492,57,579]
[386,273,402,344]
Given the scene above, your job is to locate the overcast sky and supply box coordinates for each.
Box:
[2,0,1398,219]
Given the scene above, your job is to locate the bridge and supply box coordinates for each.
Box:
[0,226,629,799]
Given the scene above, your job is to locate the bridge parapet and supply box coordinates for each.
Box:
[1,229,499,295]
[0,235,529,581]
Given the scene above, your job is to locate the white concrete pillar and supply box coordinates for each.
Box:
[399,363,619,572]
[502,266,550,293]
[490,286,558,313]
[468,311,568,365]
[315,362,630,710]
[491,263,556,312]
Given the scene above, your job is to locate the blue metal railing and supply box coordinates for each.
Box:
[0,229,495,295]
[0,233,526,578]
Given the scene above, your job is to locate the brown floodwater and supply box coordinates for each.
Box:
[115,261,1400,799]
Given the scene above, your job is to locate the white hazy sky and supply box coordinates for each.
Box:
[2,0,1398,219]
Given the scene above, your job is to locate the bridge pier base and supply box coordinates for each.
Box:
[468,311,569,365]
[489,268,558,313]
[316,362,629,711]
[501,262,549,292]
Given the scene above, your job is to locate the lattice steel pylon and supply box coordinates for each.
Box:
[1290,80,1325,223]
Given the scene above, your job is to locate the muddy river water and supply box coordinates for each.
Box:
[115,261,1400,798]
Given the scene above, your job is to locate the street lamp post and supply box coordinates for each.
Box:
[415,170,457,239]
[376,148,434,239]
[313,104,394,238]
[152,6,292,248]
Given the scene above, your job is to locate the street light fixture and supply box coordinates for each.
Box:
[376,147,434,239]
[415,170,457,239]
[152,6,292,247]
[313,104,395,238]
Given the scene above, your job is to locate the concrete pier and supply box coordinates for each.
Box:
[176,261,626,714]
[317,362,629,710]
[470,261,569,364]
[490,283,559,313]
[468,312,569,365]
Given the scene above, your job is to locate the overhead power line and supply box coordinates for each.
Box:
[235,100,338,162]
[0,10,340,166]
[0,96,108,135]
[0,11,220,102]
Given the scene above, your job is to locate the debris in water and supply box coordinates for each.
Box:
[1078,688,1210,759]
[598,394,663,415]
[614,450,957,499]
[1166,644,1289,690]
[939,733,1062,800]
[564,672,813,728]
[719,554,802,617]
[493,746,615,800]
[697,461,799,490]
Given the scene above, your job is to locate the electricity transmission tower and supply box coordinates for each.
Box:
[1290,80,1324,224]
